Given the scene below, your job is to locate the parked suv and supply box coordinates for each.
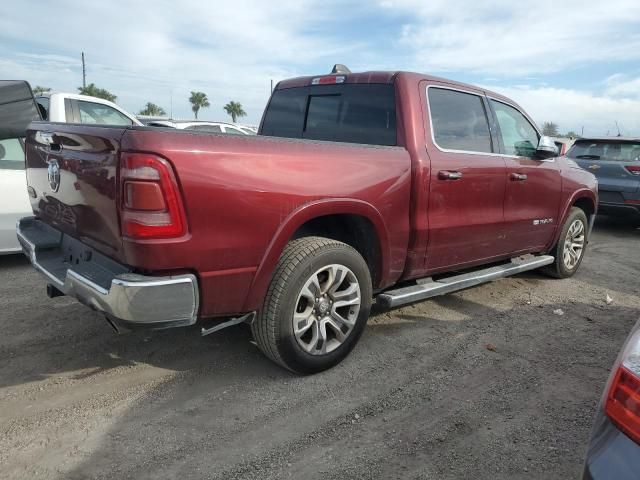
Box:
[567,137,640,220]
[14,69,597,373]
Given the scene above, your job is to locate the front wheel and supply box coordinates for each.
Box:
[252,237,372,374]
[542,207,588,278]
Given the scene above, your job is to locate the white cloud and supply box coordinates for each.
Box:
[488,85,640,136]
[380,0,640,76]
[0,0,365,123]
[0,0,639,135]
[604,74,640,99]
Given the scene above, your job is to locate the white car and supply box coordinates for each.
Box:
[35,93,142,126]
[0,82,141,254]
[0,137,31,254]
[145,120,253,135]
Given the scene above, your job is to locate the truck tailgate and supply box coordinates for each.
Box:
[25,123,127,259]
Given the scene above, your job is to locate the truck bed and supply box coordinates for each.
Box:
[25,123,412,317]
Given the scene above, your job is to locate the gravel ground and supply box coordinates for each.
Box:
[1,216,639,480]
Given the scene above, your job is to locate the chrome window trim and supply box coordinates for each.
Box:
[425,85,554,162]
[486,95,542,138]
[425,84,496,156]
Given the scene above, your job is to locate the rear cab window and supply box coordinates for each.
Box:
[186,124,223,133]
[427,87,493,153]
[223,126,245,135]
[567,140,640,162]
[261,84,397,146]
[35,97,49,120]
[77,100,133,126]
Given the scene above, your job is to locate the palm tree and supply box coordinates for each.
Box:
[138,102,166,116]
[77,83,117,102]
[223,101,247,123]
[32,86,51,95]
[189,91,210,119]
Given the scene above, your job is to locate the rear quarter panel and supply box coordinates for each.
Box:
[121,129,412,316]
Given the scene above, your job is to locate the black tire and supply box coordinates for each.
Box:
[252,236,372,374]
[541,207,589,279]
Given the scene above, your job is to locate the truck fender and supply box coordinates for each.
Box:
[242,198,391,312]
[547,189,597,251]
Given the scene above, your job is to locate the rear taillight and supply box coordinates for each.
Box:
[605,328,640,445]
[626,165,640,176]
[119,153,187,239]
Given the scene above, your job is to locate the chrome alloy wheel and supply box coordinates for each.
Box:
[292,264,361,355]
[563,219,585,270]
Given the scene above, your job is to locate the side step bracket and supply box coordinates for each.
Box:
[201,312,255,337]
[377,255,554,309]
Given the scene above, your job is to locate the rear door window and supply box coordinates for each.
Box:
[261,84,396,146]
[428,87,493,153]
[490,100,539,157]
[77,101,133,126]
[568,141,640,162]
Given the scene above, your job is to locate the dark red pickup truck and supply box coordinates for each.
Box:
[15,69,598,373]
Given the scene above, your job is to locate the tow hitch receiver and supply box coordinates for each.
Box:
[201,312,255,337]
[46,283,65,298]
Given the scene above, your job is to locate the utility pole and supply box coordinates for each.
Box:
[81,52,86,88]
[270,79,273,94]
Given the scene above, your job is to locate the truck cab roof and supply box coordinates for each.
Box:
[276,70,518,109]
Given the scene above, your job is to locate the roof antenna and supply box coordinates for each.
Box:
[331,64,351,74]
[615,120,621,137]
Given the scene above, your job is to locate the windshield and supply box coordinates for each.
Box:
[567,140,640,162]
[261,83,397,146]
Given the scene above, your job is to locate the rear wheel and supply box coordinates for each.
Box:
[542,207,588,278]
[252,237,372,374]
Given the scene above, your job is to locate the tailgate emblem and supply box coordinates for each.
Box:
[47,159,61,192]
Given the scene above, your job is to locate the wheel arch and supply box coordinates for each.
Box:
[242,199,390,311]
[548,190,597,250]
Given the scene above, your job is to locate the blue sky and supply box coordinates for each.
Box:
[2,0,640,135]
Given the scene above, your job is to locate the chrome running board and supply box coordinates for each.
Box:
[377,255,554,309]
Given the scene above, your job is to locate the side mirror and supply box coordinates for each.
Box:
[536,136,559,159]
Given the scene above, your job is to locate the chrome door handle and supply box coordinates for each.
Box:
[438,170,463,180]
[510,173,528,181]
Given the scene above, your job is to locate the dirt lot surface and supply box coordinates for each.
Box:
[1,216,639,480]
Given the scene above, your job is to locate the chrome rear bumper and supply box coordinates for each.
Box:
[17,217,199,329]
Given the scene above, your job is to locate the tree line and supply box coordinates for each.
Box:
[542,121,580,139]
[32,84,247,123]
